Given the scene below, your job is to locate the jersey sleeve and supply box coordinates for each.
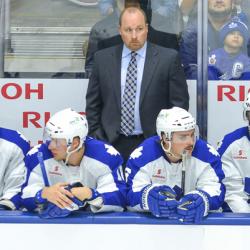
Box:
[85,141,127,213]
[90,162,126,213]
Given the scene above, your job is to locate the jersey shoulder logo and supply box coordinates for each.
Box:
[207,144,219,157]
[27,144,41,156]
[130,146,143,159]
[105,144,119,156]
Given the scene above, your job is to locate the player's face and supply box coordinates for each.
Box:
[48,138,68,161]
[119,9,148,51]
[171,129,195,158]
[224,31,244,49]
[208,0,232,17]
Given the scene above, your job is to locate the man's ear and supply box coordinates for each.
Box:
[72,137,80,149]
[161,133,170,149]
[163,139,171,151]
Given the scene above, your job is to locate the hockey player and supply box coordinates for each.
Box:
[208,17,250,80]
[0,128,30,210]
[217,93,250,212]
[126,107,225,223]
[21,108,126,218]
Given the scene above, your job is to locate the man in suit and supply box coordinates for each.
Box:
[86,6,189,164]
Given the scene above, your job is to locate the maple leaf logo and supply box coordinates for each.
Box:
[27,144,41,156]
[130,146,143,159]
[207,144,219,156]
[105,144,119,156]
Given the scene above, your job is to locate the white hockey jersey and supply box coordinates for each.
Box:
[22,137,126,213]
[0,127,30,209]
[126,136,225,212]
[218,126,250,212]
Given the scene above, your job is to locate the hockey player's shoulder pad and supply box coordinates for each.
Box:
[84,136,123,170]
[127,136,163,168]
[0,127,30,155]
[25,143,53,172]
[192,139,220,162]
[217,127,248,156]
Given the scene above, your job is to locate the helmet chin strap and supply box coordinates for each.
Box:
[160,140,182,160]
[65,143,83,165]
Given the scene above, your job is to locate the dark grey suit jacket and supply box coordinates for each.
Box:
[86,42,189,143]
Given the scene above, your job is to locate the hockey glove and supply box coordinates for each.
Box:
[39,195,84,219]
[142,185,179,218]
[39,183,85,219]
[177,190,209,224]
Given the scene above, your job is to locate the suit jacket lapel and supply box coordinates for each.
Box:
[140,43,159,106]
[110,44,123,110]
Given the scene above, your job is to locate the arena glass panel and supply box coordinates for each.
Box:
[1,0,102,78]
[206,0,250,146]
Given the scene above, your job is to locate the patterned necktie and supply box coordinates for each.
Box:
[121,51,137,135]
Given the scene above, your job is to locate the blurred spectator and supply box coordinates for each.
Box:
[208,18,250,80]
[99,0,183,18]
[180,0,246,79]
[85,0,126,77]
[233,0,249,25]
[98,0,115,16]
[149,0,183,34]
[179,0,197,27]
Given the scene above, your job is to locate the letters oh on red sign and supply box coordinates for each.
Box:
[1,83,43,99]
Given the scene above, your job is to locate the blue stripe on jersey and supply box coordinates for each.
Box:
[0,127,30,156]
[217,127,249,156]
[84,137,123,170]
